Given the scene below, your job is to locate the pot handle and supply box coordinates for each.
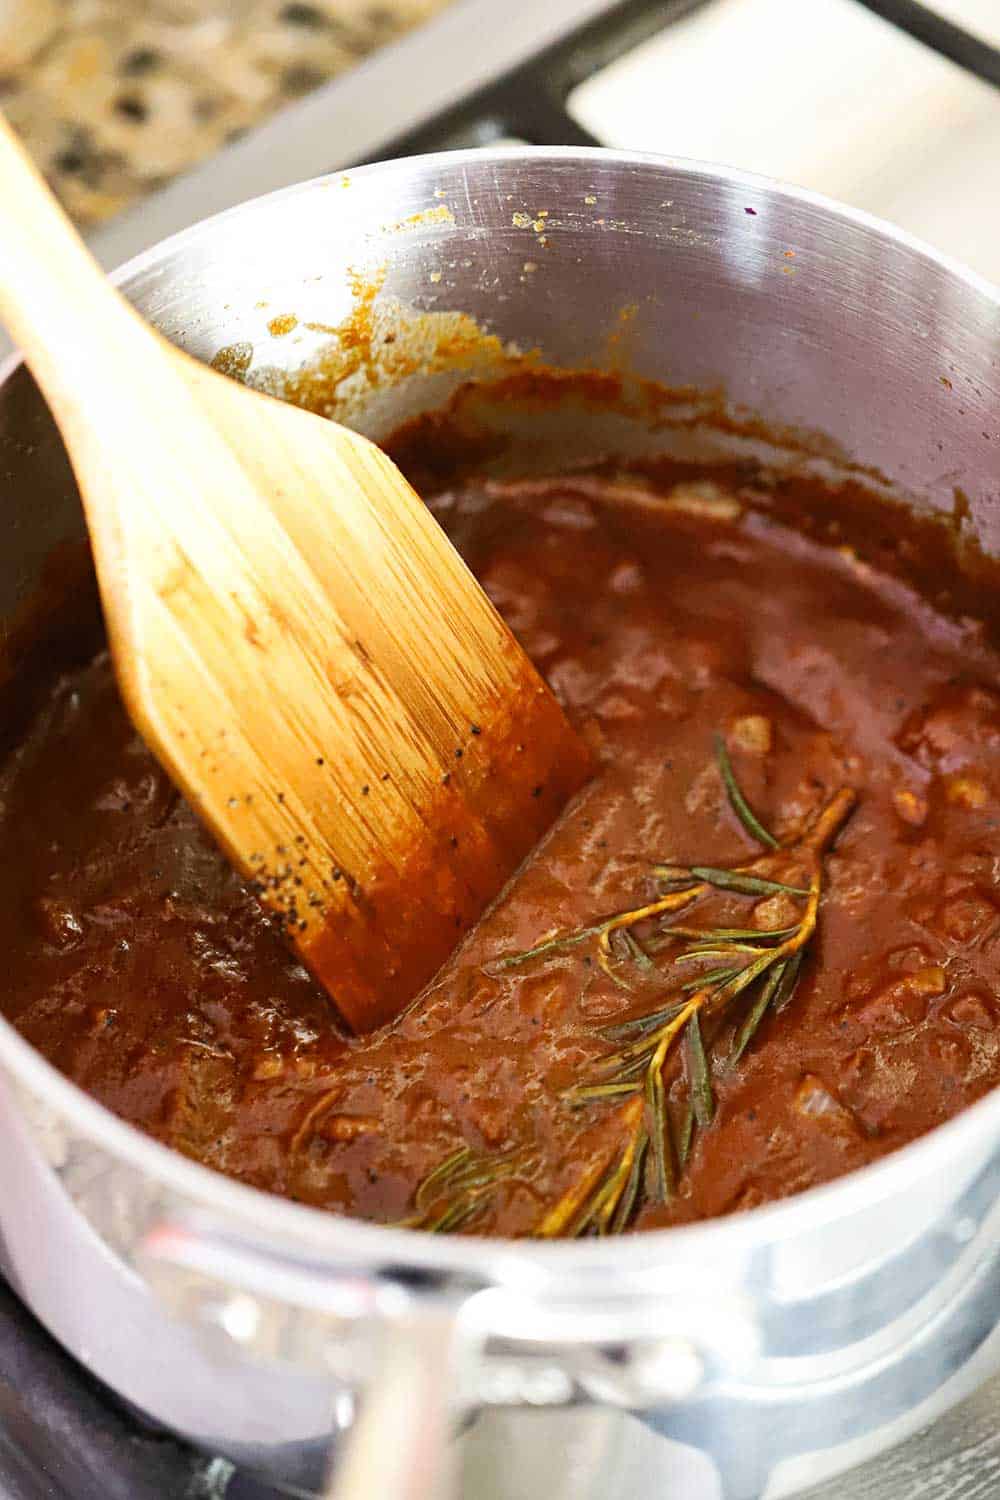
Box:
[138,1221,472,1500]
[325,1305,460,1500]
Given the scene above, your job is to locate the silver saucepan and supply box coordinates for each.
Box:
[1,148,1000,1500]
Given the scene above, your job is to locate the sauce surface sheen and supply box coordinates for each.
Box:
[3,472,1000,1234]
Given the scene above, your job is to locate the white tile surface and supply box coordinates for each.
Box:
[570,0,1000,283]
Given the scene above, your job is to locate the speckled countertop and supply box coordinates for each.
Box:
[0,0,452,227]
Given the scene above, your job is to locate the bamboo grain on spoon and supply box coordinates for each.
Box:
[0,114,590,1031]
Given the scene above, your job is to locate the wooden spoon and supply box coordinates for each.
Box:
[0,115,590,1031]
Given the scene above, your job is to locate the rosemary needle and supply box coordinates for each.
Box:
[714,731,780,849]
[685,1012,715,1126]
[689,867,810,898]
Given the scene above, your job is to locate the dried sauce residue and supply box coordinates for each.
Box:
[378,204,455,236]
[210,341,254,379]
[210,266,895,494]
[267,314,299,337]
[247,267,531,423]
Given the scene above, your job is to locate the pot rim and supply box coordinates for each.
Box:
[3,143,999,1283]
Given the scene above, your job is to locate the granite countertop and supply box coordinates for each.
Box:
[0,0,452,227]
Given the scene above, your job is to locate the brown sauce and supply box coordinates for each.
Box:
[3,468,1000,1234]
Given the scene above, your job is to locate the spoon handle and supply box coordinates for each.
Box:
[0,108,238,668]
[326,1308,462,1500]
[0,113,157,421]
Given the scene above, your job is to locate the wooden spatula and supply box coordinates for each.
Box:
[0,115,590,1031]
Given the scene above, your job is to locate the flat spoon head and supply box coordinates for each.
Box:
[0,113,590,1030]
[116,360,592,1030]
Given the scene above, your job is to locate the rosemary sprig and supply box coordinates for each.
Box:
[397,1144,530,1232]
[488,738,810,993]
[550,782,854,1235]
[402,738,856,1240]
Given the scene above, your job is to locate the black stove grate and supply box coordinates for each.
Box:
[853,0,1000,90]
[374,0,1000,161]
[0,1277,234,1500]
[373,0,709,156]
[4,2,1000,1497]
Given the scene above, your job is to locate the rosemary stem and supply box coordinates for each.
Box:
[803,786,857,852]
[536,1096,644,1238]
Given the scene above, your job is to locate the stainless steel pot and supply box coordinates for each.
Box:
[1,147,1000,1500]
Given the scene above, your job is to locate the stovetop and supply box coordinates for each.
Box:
[0,1275,233,1500]
[6,1,1000,1496]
